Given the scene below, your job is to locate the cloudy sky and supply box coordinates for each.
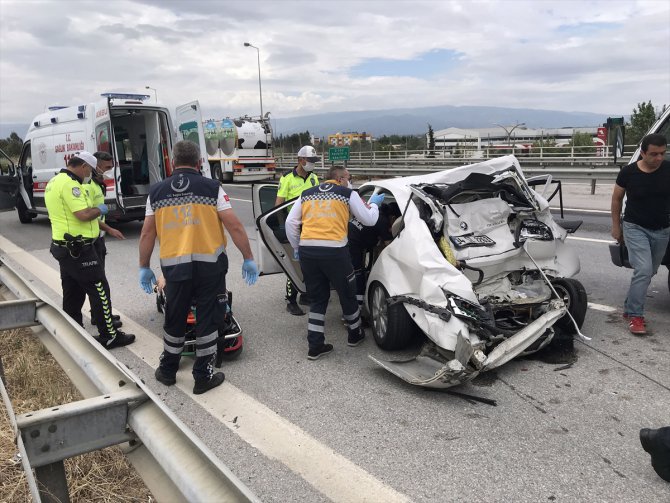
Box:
[0,0,668,125]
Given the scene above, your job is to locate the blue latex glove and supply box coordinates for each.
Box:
[293,249,299,260]
[368,193,385,207]
[97,203,109,215]
[242,259,258,286]
[139,267,157,294]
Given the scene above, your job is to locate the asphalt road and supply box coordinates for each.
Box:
[0,183,669,503]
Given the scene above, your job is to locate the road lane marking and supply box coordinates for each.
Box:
[551,207,610,214]
[588,302,617,313]
[567,236,613,244]
[0,234,410,503]
[229,197,251,203]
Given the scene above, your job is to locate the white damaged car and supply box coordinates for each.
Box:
[254,155,588,388]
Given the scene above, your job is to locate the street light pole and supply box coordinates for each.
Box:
[244,42,264,119]
[494,122,525,146]
[145,86,158,103]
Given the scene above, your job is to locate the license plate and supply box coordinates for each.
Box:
[450,234,496,248]
[247,168,260,171]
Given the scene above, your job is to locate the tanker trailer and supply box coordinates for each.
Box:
[204,115,276,182]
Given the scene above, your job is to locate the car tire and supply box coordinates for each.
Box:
[369,282,418,350]
[552,278,588,333]
[16,195,34,224]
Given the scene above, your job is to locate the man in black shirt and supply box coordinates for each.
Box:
[611,133,670,335]
[348,202,401,308]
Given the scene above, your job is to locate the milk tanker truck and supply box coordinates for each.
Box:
[204,115,276,182]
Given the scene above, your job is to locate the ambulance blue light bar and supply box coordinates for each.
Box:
[100,93,151,101]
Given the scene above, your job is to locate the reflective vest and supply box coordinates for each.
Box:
[44,170,100,240]
[149,169,227,280]
[86,176,106,224]
[299,180,352,247]
[277,168,319,201]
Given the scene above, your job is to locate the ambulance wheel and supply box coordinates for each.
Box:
[369,282,418,350]
[16,196,34,224]
[551,278,587,333]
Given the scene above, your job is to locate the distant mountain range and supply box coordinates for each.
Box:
[271,105,613,137]
[1,105,616,141]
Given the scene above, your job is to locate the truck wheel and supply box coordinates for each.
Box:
[16,196,34,224]
[552,278,588,333]
[212,162,223,182]
[369,282,418,350]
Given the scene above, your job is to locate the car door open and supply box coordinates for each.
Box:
[253,183,306,291]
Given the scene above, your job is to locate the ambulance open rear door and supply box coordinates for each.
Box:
[0,147,20,211]
[176,101,211,179]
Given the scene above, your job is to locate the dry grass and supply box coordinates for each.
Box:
[0,328,153,502]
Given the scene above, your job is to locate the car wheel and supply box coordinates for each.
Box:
[16,195,34,224]
[552,278,588,333]
[369,282,418,350]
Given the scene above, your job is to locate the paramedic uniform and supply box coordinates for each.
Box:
[277,167,319,305]
[45,169,118,342]
[147,169,231,381]
[285,180,379,351]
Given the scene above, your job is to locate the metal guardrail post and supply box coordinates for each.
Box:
[35,463,70,503]
[0,259,260,503]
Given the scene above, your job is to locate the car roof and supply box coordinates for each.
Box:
[359,155,523,207]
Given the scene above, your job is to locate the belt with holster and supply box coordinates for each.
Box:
[52,234,97,257]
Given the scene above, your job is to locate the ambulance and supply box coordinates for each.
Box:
[0,93,210,223]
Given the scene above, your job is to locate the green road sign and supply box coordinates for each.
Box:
[328,147,350,162]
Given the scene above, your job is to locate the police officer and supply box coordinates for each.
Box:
[285,165,384,360]
[45,151,135,349]
[348,202,401,309]
[274,145,320,315]
[87,151,124,329]
[138,140,259,395]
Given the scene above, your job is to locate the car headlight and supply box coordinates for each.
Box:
[514,219,553,247]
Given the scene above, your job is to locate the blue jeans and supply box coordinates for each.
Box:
[623,221,670,317]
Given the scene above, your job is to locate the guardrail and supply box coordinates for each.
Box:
[0,257,259,503]
[274,153,622,185]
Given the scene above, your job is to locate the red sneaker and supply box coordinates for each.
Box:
[629,316,646,335]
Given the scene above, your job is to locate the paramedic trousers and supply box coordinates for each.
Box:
[299,246,361,350]
[49,241,117,340]
[622,221,670,317]
[348,243,366,307]
[159,264,228,382]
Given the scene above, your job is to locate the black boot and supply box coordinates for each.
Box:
[193,372,225,395]
[640,427,670,482]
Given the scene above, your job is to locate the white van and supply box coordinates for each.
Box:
[0,93,210,223]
